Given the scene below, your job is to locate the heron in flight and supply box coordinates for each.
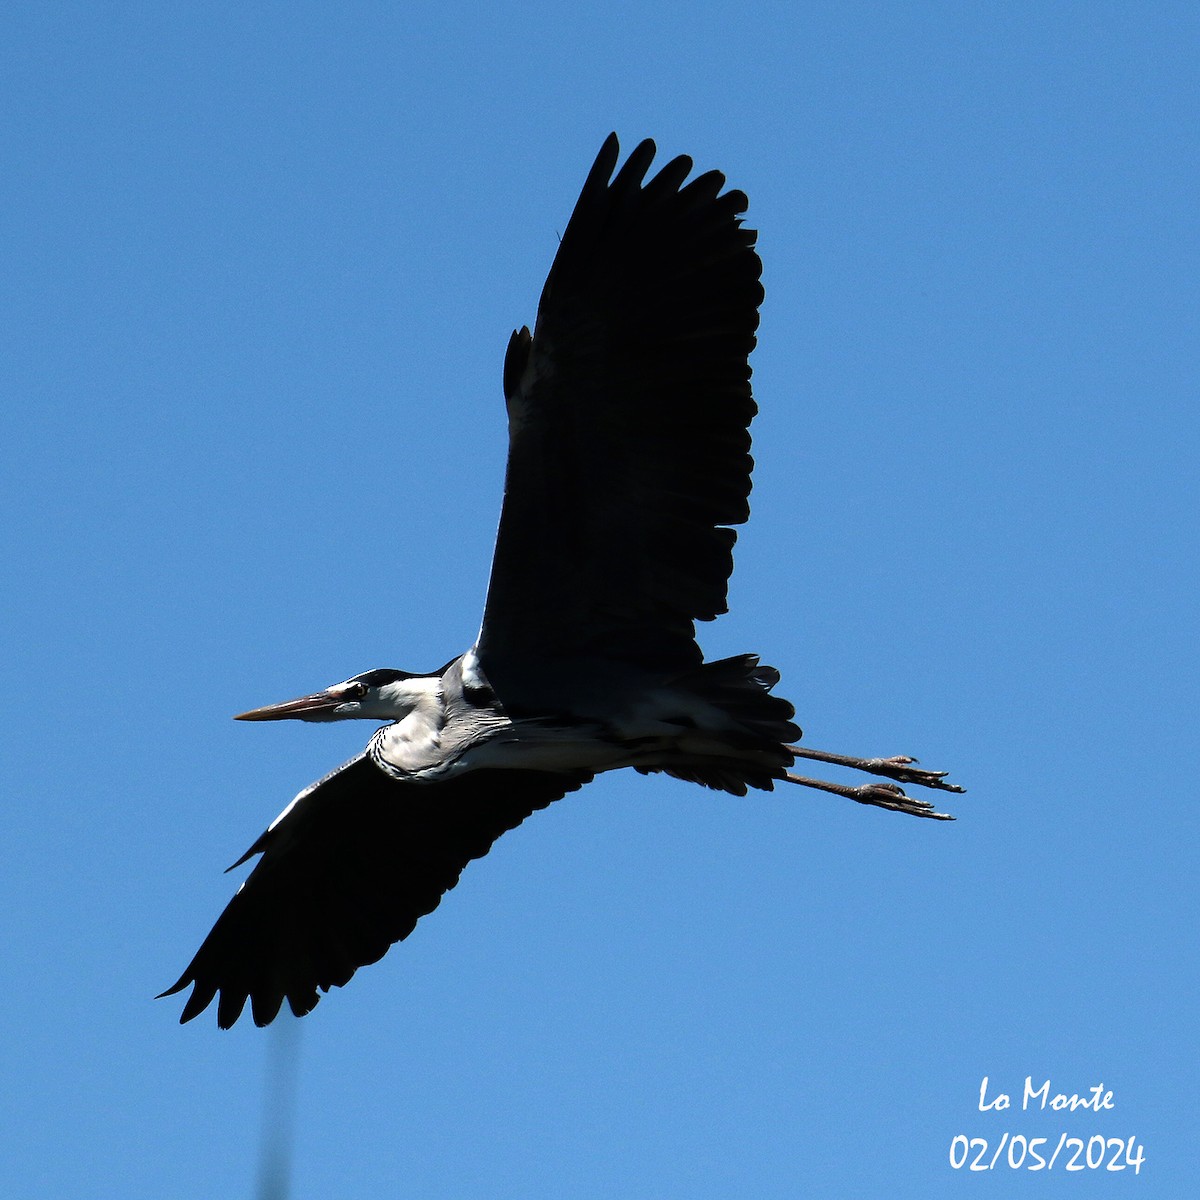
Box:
[162,134,963,1029]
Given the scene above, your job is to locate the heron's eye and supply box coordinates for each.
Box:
[347,682,369,700]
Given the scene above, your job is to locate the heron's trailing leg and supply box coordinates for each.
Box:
[782,744,963,821]
[786,745,964,794]
[783,771,956,821]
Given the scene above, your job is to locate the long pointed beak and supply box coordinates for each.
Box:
[234,692,343,721]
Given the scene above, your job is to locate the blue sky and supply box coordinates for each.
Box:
[3,2,1196,1195]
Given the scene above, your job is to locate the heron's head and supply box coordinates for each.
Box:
[234,668,432,723]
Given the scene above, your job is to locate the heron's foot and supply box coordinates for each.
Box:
[783,771,956,821]
[847,780,955,821]
[858,756,965,794]
[785,745,965,794]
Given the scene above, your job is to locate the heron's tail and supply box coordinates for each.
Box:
[646,654,801,795]
[691,653,800,741]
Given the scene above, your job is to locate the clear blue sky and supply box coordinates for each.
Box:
[3,2,1195,1195]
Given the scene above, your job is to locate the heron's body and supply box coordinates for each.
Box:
[367,651,797,783]
[162,135,963,1029]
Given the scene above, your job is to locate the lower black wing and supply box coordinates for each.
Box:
[160,756,591,1028]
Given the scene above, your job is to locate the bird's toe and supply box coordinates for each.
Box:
[851,781,956,821]
[864,756,966,793]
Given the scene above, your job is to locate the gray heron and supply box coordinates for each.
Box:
[161,134,963,1029]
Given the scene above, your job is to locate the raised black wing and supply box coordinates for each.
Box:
[160,756,590,1028]
[477,134,763,701]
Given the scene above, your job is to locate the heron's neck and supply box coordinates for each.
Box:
[369,678,448,774]
[374,676,443,721]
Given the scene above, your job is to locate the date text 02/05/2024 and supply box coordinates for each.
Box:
[949,1132,1145,1173]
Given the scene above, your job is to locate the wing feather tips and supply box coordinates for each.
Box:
[639,151,695,206]
[609,138,660,197]
[548,136,758,307]
[546,133,627,269]
[155,971,211,1024]
[586,132,624,193]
